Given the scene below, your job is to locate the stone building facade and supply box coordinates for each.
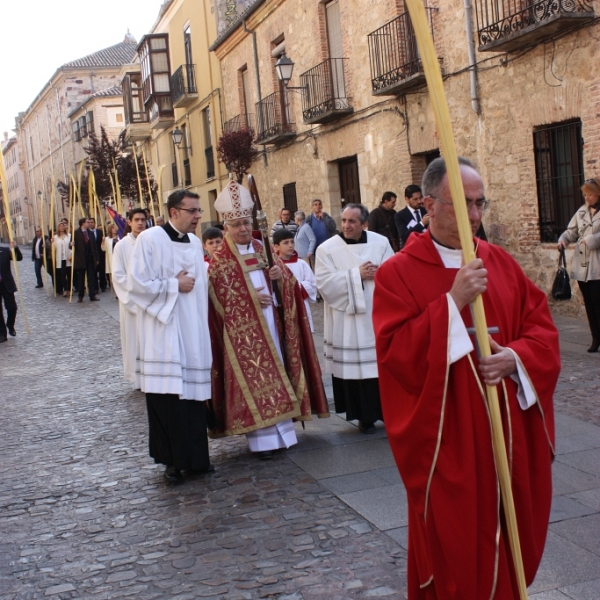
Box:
[120,0,227,227]
[211,0,598,316]
[15,38,137,225]
[1,133,30,244]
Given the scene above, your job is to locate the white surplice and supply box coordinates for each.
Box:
[236,243,297,451]
[283,259,317,332]
[128,227,212,400]
[315,232,394,380]
[111,233,138,383]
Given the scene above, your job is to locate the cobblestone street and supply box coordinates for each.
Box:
[1,254,599,599]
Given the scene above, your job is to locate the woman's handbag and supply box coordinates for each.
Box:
[552,248,572,300]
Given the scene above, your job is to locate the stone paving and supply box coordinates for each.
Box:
[0,250,599,599]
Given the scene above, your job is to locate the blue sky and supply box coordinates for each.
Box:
[0,0,165,136]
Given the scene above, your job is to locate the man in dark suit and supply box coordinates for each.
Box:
[72,217,99,302]
[87,218,106,292]
[31,227,52,288]
[395,185,429,249]
[0,241,23,342]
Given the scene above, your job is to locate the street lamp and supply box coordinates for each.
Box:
[275,53,307,91]
[171,127,184,147]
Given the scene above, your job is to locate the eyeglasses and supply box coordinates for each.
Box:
[176,207,204,216]
[585,179,597,184]
[226,219,253,229]
[428,194,489,213]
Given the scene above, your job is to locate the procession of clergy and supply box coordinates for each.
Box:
[112,157,559,600]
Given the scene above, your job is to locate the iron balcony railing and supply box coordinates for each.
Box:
[475,0,594,50]
[171,64,197,104]
[368,9,435,95]
[255,91,295,144]
[205,146,215,179]
[299,58,352,124]
[223,113,253,133]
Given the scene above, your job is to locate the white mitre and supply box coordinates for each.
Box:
[214,180,254,220]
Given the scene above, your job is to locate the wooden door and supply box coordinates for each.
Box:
[339,156,361,207]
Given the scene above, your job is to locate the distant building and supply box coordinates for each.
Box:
[15,35,137,223]
[1,133,29,244]
[120,0,226,226]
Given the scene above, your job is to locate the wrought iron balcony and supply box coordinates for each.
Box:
[255,92,296,145]
[171,64,198,108]
[476,0,594,52]
[299,58,353,125]
[223,113,253,133]
[368,10,437,96]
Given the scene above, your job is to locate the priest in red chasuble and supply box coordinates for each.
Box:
[373,157,560,599]
[208,181,329,460]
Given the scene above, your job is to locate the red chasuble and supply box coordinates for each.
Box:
[208,236,329,438]
[373,231,559,600]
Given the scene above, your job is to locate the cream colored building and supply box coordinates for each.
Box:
[70,86,126,173]
[1,133,30,244]
[120,0,227,227]
[15,37,137,225]
[211,0,598,316]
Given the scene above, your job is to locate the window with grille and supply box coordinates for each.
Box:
[283,183,298,213]
[533,119,584,243]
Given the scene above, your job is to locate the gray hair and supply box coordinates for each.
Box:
[421,156,477,198]
[294,211,306,222]
[342,203,369,224]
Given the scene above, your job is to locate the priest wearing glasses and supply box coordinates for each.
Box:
[128,190,213,483]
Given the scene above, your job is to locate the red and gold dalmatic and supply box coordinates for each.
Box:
[208,235,329,438]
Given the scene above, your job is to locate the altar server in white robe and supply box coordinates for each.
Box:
[111,208,146,384]
[128,190,213,483]
[315,204,394,434]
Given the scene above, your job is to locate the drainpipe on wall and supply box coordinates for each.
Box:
[464,0,480,115]
[242,19,267,167]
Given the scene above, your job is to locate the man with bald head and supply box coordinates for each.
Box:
[373,157,560,599]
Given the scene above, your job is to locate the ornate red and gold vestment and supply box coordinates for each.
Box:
[208,235,329,437]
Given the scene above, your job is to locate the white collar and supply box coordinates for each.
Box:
[432,239,463,269]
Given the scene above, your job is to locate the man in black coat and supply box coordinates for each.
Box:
[0,241,23,342]
[72,217,99,302]
[31,227,52,288]
[395,184,429,249]
[87,218,106,292]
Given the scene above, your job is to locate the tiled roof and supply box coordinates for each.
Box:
[62,42,137,69]
[90,86,123,98]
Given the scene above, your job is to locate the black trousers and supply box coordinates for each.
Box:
[146,394,210,471]
[578,280,600,341]
[0,282,17,337]
[55,260,71,294]
[97,254,106,291]
[75,258,97,299]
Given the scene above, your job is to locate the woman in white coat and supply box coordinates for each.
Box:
[558,177,600,352]
[52,222,71,297]
[101,224,119,289]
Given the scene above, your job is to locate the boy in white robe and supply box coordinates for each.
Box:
[111,208,146,384]
[128,191,213,483]
[273,228,317,332]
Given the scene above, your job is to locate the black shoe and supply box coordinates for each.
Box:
[35,284,43,288]
[8,328,16,337]
[0,335,6,343]
[164,466,183,483]
[358,421,376,434]
[77,298,83,303]
[186,464,216,476]
[258,451,274,460]
[587,340,600,353]
[90,296,100,301]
